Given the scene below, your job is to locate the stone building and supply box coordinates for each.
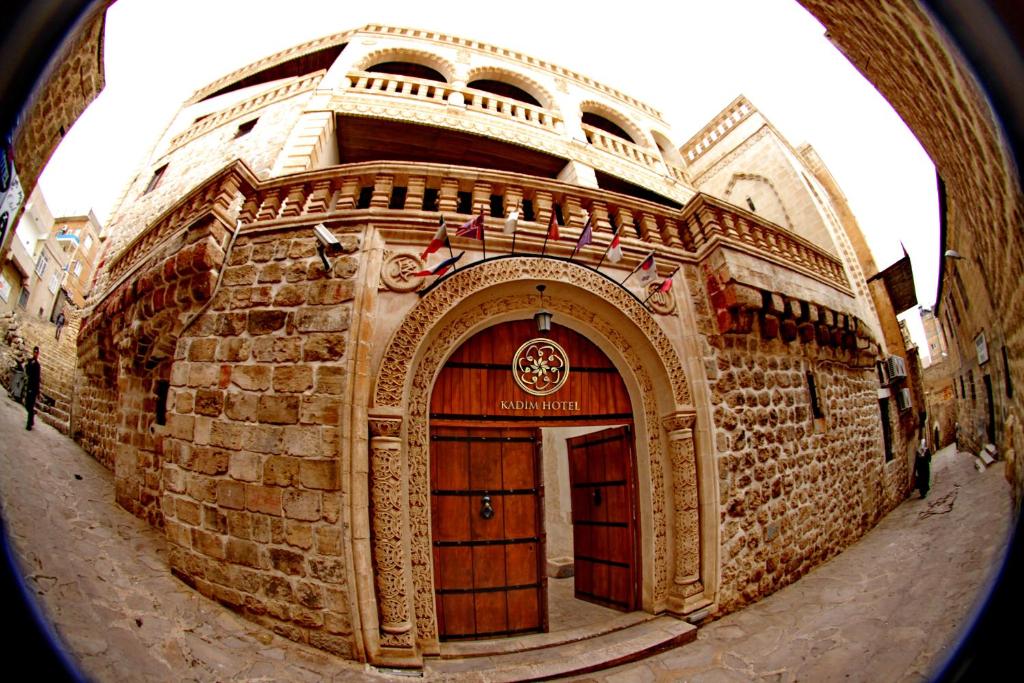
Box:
[74,25,914,667]
[796,2,1024,509]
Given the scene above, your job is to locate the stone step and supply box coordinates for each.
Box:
[422,616,696,681]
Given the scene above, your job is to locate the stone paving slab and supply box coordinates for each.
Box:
[0,393,1014,681]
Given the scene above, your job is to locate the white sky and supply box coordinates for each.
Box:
[37,0,939,348]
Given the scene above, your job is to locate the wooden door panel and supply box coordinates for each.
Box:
[567,425,640,612]
[432,426,544,640]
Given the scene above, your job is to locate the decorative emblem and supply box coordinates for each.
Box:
[512,338,570,396]
[381,252,425,292]
[645,281,677,315]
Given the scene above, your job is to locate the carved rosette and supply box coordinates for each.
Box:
[374,259,697,641]
[369,416,414,649]
[662,410,702,610]
[380,251,426,293]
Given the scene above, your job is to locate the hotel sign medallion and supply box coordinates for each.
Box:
[512,338,570,396]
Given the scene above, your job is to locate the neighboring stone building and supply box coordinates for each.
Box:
[52,211,104,307]
[796,1,1024,508]
[74,25,912,667]
[0,2,109,264]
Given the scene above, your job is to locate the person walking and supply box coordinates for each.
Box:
[25,346,41,430]
[54,311,66,340]
[913,437,932,499]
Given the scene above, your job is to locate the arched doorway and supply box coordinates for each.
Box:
[429,320,642,640]
[363,259,709,663]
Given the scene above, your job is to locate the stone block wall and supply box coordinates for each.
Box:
[156,228,360,656]
[685,259,908,614]
[797,0,1024,508]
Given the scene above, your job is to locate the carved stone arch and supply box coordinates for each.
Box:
[368,258,702,652]
[464,65,557,111]
[355,47,456,83]
[651,129,685,167]
[724,172,794,229]
[579,99,649,147]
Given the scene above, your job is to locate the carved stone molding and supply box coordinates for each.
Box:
[368,415,415,649]
[662,410,702,612]
[371,258,697,644]
[380,252,426,292]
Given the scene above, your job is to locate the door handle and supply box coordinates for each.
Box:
[480,495,494,520]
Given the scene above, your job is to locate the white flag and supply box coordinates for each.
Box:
[504,208,519,235]
[607,231,623,264]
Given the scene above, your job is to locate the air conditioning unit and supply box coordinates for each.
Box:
[884,355,907,382]
[896,387,912,412]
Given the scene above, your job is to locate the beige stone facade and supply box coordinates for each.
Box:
[796,2,1024,508]
[74,25,911,666]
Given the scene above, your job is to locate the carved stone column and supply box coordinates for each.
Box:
[662,410,703,613]
[368,415,419,661]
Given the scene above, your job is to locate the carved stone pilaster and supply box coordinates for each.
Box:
[662,410,703,612]
[368,415,416,651]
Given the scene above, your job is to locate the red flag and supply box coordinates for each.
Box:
[607,231,623,264]
[421,216,449,259]
[547,212,560,241]
[415,252,464,277]
[456,212,484,240]
[657,275,673,293]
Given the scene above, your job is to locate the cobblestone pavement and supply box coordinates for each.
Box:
[0,394,1013,681]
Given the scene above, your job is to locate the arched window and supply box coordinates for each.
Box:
[466,79,541,107]
[366,61,447,82]
[581,112,636,144]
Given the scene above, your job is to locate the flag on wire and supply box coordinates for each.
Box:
[607,230,623,264]
[456,212,484,240]
[415,252,464,277]
[421,216,450,259]
[504,207,519,235]
[638,252,657,283]
[571,217,593,258]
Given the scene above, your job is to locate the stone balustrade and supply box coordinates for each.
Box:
[95,160,851,306]
[344,71,563,133]
[581,124,662,172]
[680,96,753,165]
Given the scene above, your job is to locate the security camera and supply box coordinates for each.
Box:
[314,223,342,254]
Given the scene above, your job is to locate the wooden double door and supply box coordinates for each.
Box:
[429,321,641,641]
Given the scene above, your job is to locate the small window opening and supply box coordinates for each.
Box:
[553,203,565,226]
[455,191,472,215]
[356,187,373,209]
[422,188,439,212]
[746,196,756,212]
[389,186,407,210]
[807,372,824,419]
[490,194,505,218]
[960,375,966,398]
[969,371,976,401]
[1003,346,1013,398]
[521,199,535,222]
[234,118,258,138]
[879,398,893,461]
[144,164,168,194]
[155,380,170,426]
